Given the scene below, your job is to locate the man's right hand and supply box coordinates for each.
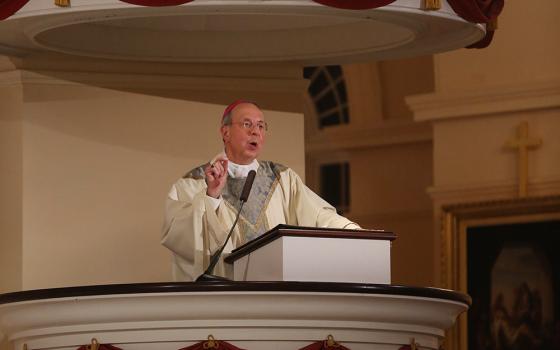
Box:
[204,156,228,198]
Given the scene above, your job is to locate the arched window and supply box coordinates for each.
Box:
[304,65,349,129]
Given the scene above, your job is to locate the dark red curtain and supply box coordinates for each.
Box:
[76,344,122,350]
[398,345,414,350]
[448,0,504,23]
[0,0,30,20]
[467,27,495,48]
[178,339,246,350]
[299,340,351,350]
[448,0,504,48]
[311,0,396,10]
[119,0,193,6]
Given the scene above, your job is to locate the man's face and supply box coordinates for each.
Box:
[221,103,266,165]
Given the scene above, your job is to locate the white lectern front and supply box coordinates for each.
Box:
[224,225,396,284]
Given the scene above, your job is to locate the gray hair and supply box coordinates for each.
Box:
[222,112,232,126]
[221,100,259,126]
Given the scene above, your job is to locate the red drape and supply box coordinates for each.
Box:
[0,0,30,20]
[299,340,351,350]
[447,0,504,23]
[178,339,246,350]
[447,0,504,48]
[76,345,122,350]
[311,0,396,10]
[467,28,494,48]
[119,0,193,6]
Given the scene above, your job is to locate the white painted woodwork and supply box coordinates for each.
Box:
[0,0,484,64]
[0,289,468,350]
[232,236,391,283]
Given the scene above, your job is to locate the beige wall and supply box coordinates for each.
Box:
[379,56,435,121]
[0,85,23,294]
[406,0,560,289]
[434,111,560,190]
[0,58,306,291]
[429,0,560,191]
[306,58,436,287]
[350,142,434,287]
[435,0,560,92]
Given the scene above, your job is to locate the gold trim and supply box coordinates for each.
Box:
[326,334,341,348]
[54,0,71,7]
[88,338,100,350]
[487,18,498,31]
[223,175,280,243]
[440,195,560,350]
[326,334,336,347]
[203,335,219,349]
[423,0,441,10]
[240,177,279,230]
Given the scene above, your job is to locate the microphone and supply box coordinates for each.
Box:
[240,169,256,202]
[196,170,256,282]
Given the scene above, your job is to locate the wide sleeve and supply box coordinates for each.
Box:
[281,168,360,229]
[161,177,231,281]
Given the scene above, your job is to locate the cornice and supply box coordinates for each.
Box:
[428,177,560,205]
[305,121,432,154]
[406,80,560,122]
[0,69,308,93]
[350,209,433,225]
[0,44,30,58]
[0,70,23,87]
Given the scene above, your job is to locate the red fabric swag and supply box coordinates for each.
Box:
[76,344,123,350]
[447,0,504,23]
[466,28,494,48]
[178,339,246,350]
[298,340,351,350]
[312,0,396,10]
[119,0,193,6]
[447,0,504,48]
[0,0,30,20]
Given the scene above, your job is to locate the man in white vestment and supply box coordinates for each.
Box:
[162,100,360,281]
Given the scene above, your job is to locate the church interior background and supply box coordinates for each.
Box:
[1,0,559,349]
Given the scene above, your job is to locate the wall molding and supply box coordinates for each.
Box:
[0,44,29,58]
[428,177,560,205]
[305,121,432,154]
[406,80,560,122]
[0,70,23,87]
[350,209,433,225]
[0,69,308,93]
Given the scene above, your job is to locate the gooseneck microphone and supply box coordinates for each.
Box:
[196,170,256,282]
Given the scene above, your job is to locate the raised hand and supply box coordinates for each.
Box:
[204,156,228,198]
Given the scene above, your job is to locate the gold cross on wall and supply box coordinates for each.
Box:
[504,121,542,198]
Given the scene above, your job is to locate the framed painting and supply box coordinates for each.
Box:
[440,196,560,350]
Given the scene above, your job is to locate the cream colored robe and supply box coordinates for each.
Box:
[161,161,359,281]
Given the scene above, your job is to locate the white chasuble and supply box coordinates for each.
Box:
[162,161,359,281]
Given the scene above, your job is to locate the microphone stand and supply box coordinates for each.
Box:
[195,170,256,283]
[195,200,246,282]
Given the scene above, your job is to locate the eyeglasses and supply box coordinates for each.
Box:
[228,120,268,132]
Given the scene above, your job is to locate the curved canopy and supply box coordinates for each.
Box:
[0,0,503,64]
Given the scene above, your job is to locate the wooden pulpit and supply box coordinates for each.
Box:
[224,225,396,284]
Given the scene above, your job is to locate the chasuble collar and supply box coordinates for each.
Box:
[227,159,259,179]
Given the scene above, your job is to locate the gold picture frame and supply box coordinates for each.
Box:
[440,195,560,350]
